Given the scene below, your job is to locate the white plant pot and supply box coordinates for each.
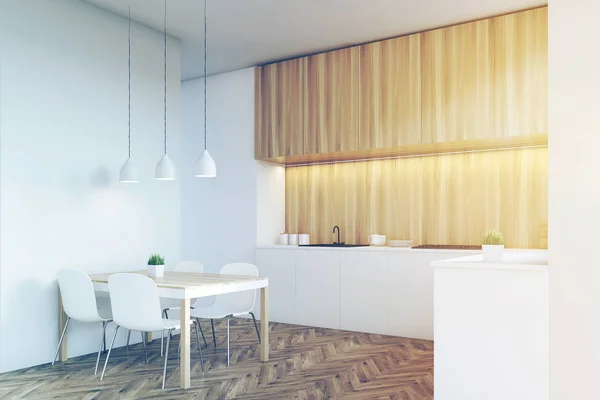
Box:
[482,245,504,262]
[148,264,164,278]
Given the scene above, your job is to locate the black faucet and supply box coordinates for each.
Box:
[333,225,342,245]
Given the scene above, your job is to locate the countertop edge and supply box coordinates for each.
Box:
[256,245,482,254]
[432,252,548,271]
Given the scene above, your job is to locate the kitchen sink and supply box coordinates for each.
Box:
[299,243,369,248]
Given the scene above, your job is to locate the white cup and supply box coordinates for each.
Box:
[299,233,310,245]
[368,234,386,246]
[279,233,289,245]
[289,234,299,245]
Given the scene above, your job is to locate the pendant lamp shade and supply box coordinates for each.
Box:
[120,6,138,183]
[120,158,139,183]
[195,0,216,178]
[155,154,176,180]
[194,150,216,177]
[155,0,176,181]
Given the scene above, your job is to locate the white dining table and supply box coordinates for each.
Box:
[57,270,269,389]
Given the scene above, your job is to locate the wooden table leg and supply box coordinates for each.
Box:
[260,286,269,362]
[58,291,68,362]
[180,298,191,389]
[147,332,152,342]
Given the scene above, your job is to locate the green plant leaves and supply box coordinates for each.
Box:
[482,229,505,245]
[147,253,165,265]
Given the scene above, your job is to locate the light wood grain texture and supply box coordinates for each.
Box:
[360,34,421,149]
[286,147,548,249]
[306,47,359,153]
[493,7,548,137]
[421,18,494,143]
[268,134,547,165]
[58,291,68,362]
[255,7,547,165]
[260,287,269,362]
[254,58,307,159]
[0,321,434,398]
[180,298,191,389]
[540,221,548,249]
[89,271,267,291]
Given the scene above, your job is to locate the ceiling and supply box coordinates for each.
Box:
[83,0,547,81]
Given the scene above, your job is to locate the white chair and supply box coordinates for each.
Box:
[54,269,113,376]
[160,261,208,347]
[101,273,204,389]
[126,261,208,354]
[189,263,260,366]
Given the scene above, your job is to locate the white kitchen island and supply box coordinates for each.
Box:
[432,251,548,400]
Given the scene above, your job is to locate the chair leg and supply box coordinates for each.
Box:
[161,330,164,357]
[193,320,205,372]
[52,317,70,366]
[101,325,120,380]
[249,312,261,344]
[162,329,172,389]
[126,330,131,355]
[95,321,109,375]
[165,310,174,342]
[141,331,148,364]
[196,318,208,347]
[210,319,217,349]
[226,316,231,367]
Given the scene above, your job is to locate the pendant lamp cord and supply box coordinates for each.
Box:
[163,0,168,155]
[128,6,132,159]
[203,0,207,151]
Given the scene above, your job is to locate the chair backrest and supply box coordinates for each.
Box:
[174,261,204,308]
[174,261,204,273]
[108,273,164,332]
[214,263,258,314]
[57,269,103,323]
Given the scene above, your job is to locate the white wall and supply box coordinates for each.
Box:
[257,161,286,246]
[549,0,600,398]
[180,68,283,280]
[0,0,181,372]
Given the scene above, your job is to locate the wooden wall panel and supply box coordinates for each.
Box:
[360,34,421,149]
[421,19,494,143]
[493,7,548,137]
[306,47,360,153]
[254,58,307,159]
[286,147,547,249]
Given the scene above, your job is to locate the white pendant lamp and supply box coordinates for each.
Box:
[120,6,139,183]
[194,0,216,178]
[155,0,176,181]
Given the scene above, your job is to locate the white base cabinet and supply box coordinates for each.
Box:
[255,247,473,339]
[254,249,296,323]
[296,251,340,329]
[340,251,389,334]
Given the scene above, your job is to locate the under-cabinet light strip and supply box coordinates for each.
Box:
[284,144,548,168]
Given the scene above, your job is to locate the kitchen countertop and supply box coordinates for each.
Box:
[432,250,548,271]
[258,244,482,254]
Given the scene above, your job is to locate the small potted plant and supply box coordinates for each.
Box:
[482,230,505,262]
[147,254,165,278]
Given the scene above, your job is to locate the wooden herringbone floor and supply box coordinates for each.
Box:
[0,320,433,400]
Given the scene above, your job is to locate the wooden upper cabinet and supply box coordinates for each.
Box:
[360,34,421,149]
[306,47,360,154]
[493,7,548,137]
[254,7,548,163]
[421,19,494,143]
[254,58,307,159]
